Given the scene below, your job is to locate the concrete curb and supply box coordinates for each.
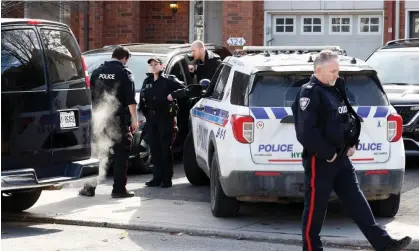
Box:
[3,213,419,250]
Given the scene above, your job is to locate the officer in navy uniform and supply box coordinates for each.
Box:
[291,50,411,251]
[79,46,138,198]
[139,56,187,188]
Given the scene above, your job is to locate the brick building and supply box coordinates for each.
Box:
[3,0,419,59]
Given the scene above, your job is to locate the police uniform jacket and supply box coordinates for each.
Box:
[90,60,137,121]
[291,75,360,160]
[192,50,222,83]
[138,72,186,119]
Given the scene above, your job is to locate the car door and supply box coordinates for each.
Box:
[1,26,52,170]
[38,26,92,165]
[192,63,231,167]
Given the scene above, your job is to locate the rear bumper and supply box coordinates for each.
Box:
[1,158,99,192]
[219,169,404,201]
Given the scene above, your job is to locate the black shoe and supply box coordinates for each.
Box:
[79,186,96,197]
[160,181,172,188]
[386,236,412,251]
[145,180,161,187]
[111,191,135,198]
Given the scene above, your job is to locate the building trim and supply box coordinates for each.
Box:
[265,9,384,14]
[189,1,194,43]
[405,8,419,39]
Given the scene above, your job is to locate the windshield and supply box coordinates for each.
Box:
[248,72,388,107]
[83,54,166,90]
[366,51,419,85]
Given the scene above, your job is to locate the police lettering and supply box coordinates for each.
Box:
[99,74,115,80]
[356,143,382,151]
[338,106,347,114]
[258,144,293,152]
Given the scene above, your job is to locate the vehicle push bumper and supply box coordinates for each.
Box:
[1,158,99,192]
[219,169,404,202]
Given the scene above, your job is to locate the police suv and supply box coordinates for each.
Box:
[183,46,405,218]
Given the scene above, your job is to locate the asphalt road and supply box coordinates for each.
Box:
[1,222,369,251]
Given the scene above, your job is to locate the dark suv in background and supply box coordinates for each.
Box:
[82,43,231,173]
[366,39,419,158]
[1,18,99,212]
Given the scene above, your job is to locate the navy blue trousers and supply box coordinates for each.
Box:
[301,155,393,251]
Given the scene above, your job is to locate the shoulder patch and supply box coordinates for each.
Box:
[128,73,135,82]
[299,97,310,111]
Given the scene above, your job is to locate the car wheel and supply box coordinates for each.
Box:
[133,130,153,174]
[210,152,239,217]
[370,193,400,218]
[183,132,209,186]
[2,189,42,212]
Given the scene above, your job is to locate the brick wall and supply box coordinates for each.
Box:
[399,0,406,39]
[383,0,408,44]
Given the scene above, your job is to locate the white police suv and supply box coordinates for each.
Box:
[183,46,405,218]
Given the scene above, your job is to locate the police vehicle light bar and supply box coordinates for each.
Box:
[242,45,343,52]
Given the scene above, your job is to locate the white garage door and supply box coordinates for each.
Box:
[270,13,383,60]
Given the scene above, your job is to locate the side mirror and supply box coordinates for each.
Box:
[199,79,211,90]
[186,84,203,97]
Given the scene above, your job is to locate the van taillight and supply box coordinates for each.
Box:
[387,114,403,142]
[81,56,91,89]
[231,115,254,144]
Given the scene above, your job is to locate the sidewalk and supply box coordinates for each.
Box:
[3,181,419,250]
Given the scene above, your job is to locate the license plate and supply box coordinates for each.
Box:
[60,111,76,128]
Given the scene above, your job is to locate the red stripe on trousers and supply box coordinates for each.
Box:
[305,155,316,251]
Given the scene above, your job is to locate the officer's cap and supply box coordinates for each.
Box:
[147,56,163,64]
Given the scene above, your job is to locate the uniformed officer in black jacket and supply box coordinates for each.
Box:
[79,46,137,198]
[291,50,411,251]
[139,57,187,188]
[188,40,221,96]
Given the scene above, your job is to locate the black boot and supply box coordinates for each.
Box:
[385,236,412,251]
[145,179,161,187]
[111,190,135,198]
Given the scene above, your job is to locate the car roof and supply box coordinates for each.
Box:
[83,43,226,56]
[375,38,419,52]
[1,18,68,28]
[226,46,375,73]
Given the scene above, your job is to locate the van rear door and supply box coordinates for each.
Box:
[38,26,93,165]
[1,25,52,170]
[248,71,391,165]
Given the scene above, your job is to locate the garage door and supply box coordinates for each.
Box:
[271,14,383,60]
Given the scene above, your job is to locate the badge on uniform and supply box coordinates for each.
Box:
[128,74,135,82]
[299,97,310,111]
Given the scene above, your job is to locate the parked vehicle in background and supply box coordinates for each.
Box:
[366,39,419,157]
[82,43,231,174]
[1,18,99,212]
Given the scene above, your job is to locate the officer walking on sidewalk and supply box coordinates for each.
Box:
[139,57,187,188]
[79,46,138,198]
[291,50,411,251]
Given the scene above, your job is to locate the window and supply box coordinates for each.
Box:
[330,16,352,34]
[274,17,295,34]
[359,16,381,34]
[40,29,85,89]
[211,65,231,100]
[230,71,250,106]
[301,16,324,34]
[248,72,388,107]
[366,51,419,85]
[1,29,46,92]
[168,59,187,83]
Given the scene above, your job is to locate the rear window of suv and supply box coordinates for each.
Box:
[248,72,389,107]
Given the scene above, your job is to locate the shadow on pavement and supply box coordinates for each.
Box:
[1,222,62,239]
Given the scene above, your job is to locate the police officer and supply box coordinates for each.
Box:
[188,40,221,96]
[291,50,411,251]
[139,57,187,188]
[79,46,137,198]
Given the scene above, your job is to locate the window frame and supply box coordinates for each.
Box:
[329,15,353,35]
[273,16,297,35]
[208,63,232,101]
[1,27,48,92]
[358,15,382,35]
[301,15,325,35]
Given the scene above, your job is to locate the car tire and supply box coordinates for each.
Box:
[183,132,209,186]
[370,193,400,218]
[2,189,42,212]
[133,130,153,174]
[210,152,239,217]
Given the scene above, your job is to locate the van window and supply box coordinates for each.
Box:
[248,72,388,107]
[39,29,85,89]
[1,29,46,92]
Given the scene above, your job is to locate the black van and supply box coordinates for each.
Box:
[1,18,99,212]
